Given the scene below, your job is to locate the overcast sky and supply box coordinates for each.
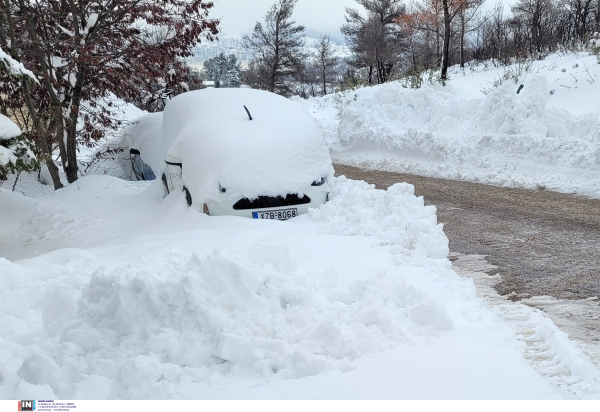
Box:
[210,0,514,39]
[210,0,358,39]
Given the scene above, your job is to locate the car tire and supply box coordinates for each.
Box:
[183,186,192,207]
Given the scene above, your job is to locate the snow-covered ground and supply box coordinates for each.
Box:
[295,52,600,198]
[1,174,599,399]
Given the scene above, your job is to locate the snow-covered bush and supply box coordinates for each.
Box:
[0,114,38,182]
[400,70,424,89]
[590,32,600,63]
[481,59,533,94]
[0,48,39,183]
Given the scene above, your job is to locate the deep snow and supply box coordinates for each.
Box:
[295,52,600,198]
[1,175,599,399]
[2,55,600,398]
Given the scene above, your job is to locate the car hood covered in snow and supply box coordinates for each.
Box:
[162,88,333,204]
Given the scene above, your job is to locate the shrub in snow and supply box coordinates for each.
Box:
[591,32,600,63]
[0,48,39,182]
[0,114,38,182]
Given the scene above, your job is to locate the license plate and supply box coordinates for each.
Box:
[252,208,298,220]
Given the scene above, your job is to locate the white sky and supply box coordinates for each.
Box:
[210,0,357,38]
[209,0,517,38]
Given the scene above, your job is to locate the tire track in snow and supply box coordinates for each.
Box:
[452,254,600,399]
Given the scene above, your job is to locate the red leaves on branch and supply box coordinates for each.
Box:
[0,0,219,184]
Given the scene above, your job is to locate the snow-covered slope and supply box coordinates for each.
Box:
[0,175,599,399]
[296,52,600,198]
[187,34,350,69]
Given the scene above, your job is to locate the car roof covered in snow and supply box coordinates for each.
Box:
[162,88,333,203]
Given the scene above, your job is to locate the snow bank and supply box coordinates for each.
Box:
[0,178,459,399]
[162,89,334,204]
[2,174,599,399]
[297,53,600,197]
[310,177,448,261]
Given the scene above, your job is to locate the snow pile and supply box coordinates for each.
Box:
[163,89,334,204]
[0,178,460,399]
[2,175,600,399]
[310,177,448,262]
[297,53,600,197]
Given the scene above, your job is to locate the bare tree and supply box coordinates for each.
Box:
[440,0,480,79]
[342,0,406,85]
[562,0,596,41]
[512,0,557,55]
[315,35,339,95]
[242,0,307,96]
[457,0,484,67]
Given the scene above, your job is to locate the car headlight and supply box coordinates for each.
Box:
[311,177,325,186]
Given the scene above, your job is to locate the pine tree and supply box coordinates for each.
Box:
[242,0,307,95]
[203,53,242,88]
[225,55,242,87]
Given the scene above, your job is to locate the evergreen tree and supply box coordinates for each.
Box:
[203,53,242,88]
[242,0,307,95]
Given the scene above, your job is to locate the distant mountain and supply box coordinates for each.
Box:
[186,34,350,70]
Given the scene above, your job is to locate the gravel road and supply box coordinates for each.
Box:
[335,164,600,300]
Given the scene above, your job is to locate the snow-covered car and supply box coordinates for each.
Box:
[161,88,334,219]
[88,112,163,182]
[126,112,163,182]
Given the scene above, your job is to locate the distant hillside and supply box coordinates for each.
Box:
[187,34,350,70]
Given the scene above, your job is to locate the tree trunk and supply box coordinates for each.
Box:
[441,0,451,80]
[460,6,466,68]
[64,71,86,183]
[39,137,63,189]
[435,3,441,61]
[322,63,327,95]
[54,105,68,168]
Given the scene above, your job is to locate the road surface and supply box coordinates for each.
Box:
[334,164,600,300]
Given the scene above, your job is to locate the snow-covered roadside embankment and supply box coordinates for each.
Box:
[295,55,600,198]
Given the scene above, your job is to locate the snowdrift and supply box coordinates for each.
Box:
[0,178,459,399]
[4,176,596,399]
[296,53,600,197]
